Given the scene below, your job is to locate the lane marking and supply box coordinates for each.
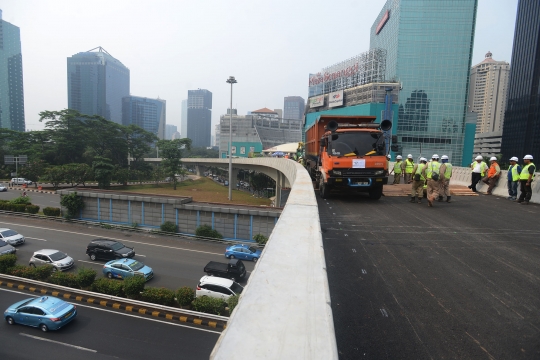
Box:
[361,269,367,274]
[26,237,47,241]
[352,249,356,253]
[0,287,222,334]
[0,222,223,256]
[344,234,348,237]
[380,308,388,317]
[78,260,101,265]
[20,333,97,353]
[135,254,146,257]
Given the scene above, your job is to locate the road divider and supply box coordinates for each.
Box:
[0,273,228,330]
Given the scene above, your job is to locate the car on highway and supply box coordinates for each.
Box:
[86,239,135,261]
[0,184,7,192]
[10,178,32,186]
[225,244,262,262]
[0,228,25,246]
[29,249,74,272]
[224,181,229,186]
[196,276,244,301]
[4,296,77,332]
[0,240,16,255]
[102,258,153,281]
[204,259,246,282]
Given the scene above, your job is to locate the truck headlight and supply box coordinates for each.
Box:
[333,170,342,176]
[374,170,384,175]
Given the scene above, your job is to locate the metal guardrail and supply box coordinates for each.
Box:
[0,273,228,329]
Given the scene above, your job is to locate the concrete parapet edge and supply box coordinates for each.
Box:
[197,159,339,359]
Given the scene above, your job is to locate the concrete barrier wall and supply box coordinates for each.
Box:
[192,159,338,359]
[390,161,540,203]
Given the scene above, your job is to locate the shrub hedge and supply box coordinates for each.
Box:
[43,207,61,216]
[49,271,79,288]
[123,276,146,298]
[195,225,223,239]
[192,296,226,315]
[227,295,239,315]
[176,286,195,307]
[160,221,178,233]
[141,287,176,306]
[253,234,268,245]
[91,278,125,297]
[8,265,53,281]
[0,254,17,273]
[76,267,97,288]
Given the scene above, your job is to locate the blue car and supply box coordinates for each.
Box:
[4,296,77,332]
[225,244,262,262]
[102,258,154,281]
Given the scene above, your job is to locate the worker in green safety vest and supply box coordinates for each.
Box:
[409,157,427,204]
[391,155,404,184]
[506,156,521,200]
[517,155,535,205]
[404,154,415,183]
[422,154,446,207]
[438,155,453,202]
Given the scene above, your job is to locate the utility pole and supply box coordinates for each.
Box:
[226,76,237,201]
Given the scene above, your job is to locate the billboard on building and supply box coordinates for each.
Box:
[309,95,324,108]
[328,91,344,108]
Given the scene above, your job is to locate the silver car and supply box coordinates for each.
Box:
[29,249,74,272]
[0,184,7,192]
[0,240,16,255]
[0,228,25,246]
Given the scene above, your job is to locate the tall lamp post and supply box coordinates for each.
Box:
[226,76,237,201]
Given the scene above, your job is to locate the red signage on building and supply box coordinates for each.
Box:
[376,10,390,35]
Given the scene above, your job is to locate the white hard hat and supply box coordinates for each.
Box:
[387,154,391,159]
[524,154,533,160]
[396,155,403,160]
[407,154,413,159]
[432,154,439,159]
[489,156,497,161]
[475,155,483,160]
[441,155,449,160]
[420,157,427,162]
[509,156,518,161]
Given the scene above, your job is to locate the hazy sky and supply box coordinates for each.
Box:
[1,0,518,134]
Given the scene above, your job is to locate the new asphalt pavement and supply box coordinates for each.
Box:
[319,190,540,359]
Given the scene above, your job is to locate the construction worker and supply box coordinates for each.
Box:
[507,156,521,200]
[517,155,535,205]
[469,155,488,193]
[404,154,415,183]
[483,156,501,195]
[391,155,404,184]
[438,155,452,202]
[422,154,445,207]
[409,157,427,204]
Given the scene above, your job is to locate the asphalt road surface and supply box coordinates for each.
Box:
[319,191,540,359]
[0,190,61,210]
[0,214,256,290]
[0,288,219,359]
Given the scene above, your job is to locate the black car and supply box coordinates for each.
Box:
[86,239,135,261]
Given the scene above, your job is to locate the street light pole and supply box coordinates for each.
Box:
[226,76,237,201]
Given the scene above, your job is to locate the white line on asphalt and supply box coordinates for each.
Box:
[135,254,146,257]
[78,260,100,265]
[0,222,223,256]
[26,237,47,241]
[20,333,97,353]
[0,287,222,334]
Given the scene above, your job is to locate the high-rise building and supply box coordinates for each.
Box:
[501,0,540,161]
[468,52,510,134]
[187,89,212,147]
[165,124,177,140]
[180,99,187,139]
[122,96,165,139]
[0,10,25,131]
[284,96,305,120]
[67,47,130,124]
[215,123,220,147]
[370,0,478,166]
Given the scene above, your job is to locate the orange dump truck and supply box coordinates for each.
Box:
[304,115,395,199]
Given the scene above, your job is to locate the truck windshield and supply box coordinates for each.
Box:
[329,132,382,157]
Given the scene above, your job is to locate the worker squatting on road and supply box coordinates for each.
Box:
[482,157,501,195]
[421,154,447,207]
[409,157,427,204]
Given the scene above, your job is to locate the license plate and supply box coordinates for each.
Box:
[335,179,342,182]
[64,311,73,319]
[353,181,369,185]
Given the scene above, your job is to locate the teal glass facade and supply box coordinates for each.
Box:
[370,0,477,165]
[122,96,166,139]
[67,47,130,124]
[0,10,25,131]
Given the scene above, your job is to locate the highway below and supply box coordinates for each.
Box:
[320,191,540,359]
[0,189,61,210]
[0,288,220,359]
[0,213,256,290]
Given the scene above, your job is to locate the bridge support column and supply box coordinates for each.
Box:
[231,168,239,186]
[275,171,282,207]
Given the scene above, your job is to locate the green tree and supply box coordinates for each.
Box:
[60,192,85,219]
[156,138,192,190]
[113,166,130,185]
[92,156,114,189]
[43,165,66,190]
[73,163,93,187]
[19,159,47,187]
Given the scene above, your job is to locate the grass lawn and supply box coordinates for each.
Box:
[113,177,272,206]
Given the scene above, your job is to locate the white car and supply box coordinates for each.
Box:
[196,276,244,301]
[29,249,74,272]
[0,228,25,246]
[0,184,7,192]
[11,178,32,185]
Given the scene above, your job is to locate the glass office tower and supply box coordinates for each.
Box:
[370,0,477,166]
[284,96,305,120]
[0,10,25,131]
[122,96,166,139]
[501,0,540,161]
[187,89,212,147]
[67,47,129,124]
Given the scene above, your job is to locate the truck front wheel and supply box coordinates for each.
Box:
[368,186,383,200]
[319,180,331,199]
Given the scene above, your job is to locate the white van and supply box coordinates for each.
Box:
[11,178,32,185]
